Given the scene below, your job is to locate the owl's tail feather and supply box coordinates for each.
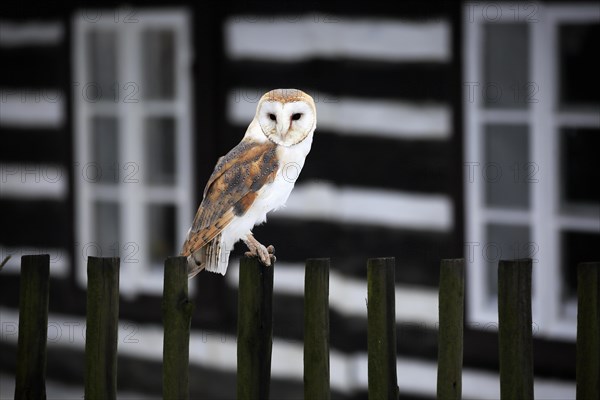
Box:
[204,234,230,275]
[187,235,230,278]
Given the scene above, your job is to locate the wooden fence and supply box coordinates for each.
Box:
[8,254,599,400]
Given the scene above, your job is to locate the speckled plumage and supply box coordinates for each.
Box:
[181,89,316,276]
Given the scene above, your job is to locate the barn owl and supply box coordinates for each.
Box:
[181,89,316,277]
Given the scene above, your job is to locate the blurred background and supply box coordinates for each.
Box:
[0,1,598,399]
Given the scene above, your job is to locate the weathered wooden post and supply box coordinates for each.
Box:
[304,258,330,400]
[163,256,194,399]
[437,258,465,400]
[576,262,599,400]
[367,257,398,400]
[15,254,50,400]
[85,257,120,400]
[237,256,274,400]
[498,259,533,400]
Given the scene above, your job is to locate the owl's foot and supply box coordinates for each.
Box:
[243,235,276,266]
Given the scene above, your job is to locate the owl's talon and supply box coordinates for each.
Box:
[258,244,271,266]
[244,245,271,266]
[243,235,273,266]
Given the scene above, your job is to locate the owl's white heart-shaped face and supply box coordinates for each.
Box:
[256,89,316,147]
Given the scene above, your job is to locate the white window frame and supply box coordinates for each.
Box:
[73,9,194,296]
[464,2,599,340]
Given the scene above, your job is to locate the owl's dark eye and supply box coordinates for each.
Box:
[291,113,302,121]
[268,113,277,121]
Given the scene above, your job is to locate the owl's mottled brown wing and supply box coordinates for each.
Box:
[181,140,279,257]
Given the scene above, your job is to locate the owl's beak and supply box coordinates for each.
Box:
[276,120,288,137]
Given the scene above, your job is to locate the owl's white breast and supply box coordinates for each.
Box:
[256,130,313,214]
[218,130,313,253]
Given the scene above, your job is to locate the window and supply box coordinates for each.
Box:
[464,3,599,339]
[73,9,193,295]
